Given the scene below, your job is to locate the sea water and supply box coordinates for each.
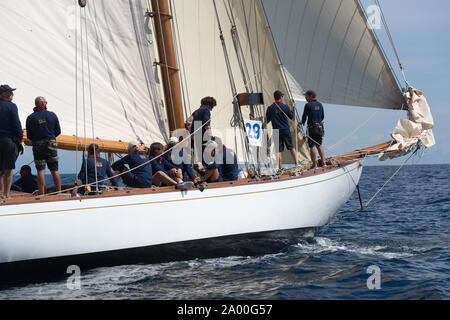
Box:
[0,165,448,299]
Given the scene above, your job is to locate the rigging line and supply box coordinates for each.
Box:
[240,0,259,90]
[327,145,419,225]
[253,1,263,94]
[13,160,35,177]
[355,0,402,90]
[259,0,297,108]
[80,5,89,192]
[41,119,212,197]
[225,0,261,170]
[84,6,99,193]
[75,3,79,184]
[224,0,253,94]
[328,110,379,152]
[212,0,251,170]
[374,0,409,86]
[154,0,177,131]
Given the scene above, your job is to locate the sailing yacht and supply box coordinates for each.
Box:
[0,0,434,280]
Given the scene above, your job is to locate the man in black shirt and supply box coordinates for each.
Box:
[12,165,38,194]
[301,90,326,168]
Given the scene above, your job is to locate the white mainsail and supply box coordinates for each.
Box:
[262,0,404,110]
[0,0,168,144]
[171,0,310,163]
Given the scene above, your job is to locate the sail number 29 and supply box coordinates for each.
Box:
[244,120,263,147]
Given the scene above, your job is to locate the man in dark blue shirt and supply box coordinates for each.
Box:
[218,146,239,182]
[187,97,217,170]
[112,141,153,188]
[74,144,118,195]
[301,90,326,168]
[0,84,23,199]
[266,90,298,170]
[200,141,239,183]
[12,165,37,194]
[26,96,61,194]
[148,142,193,190]
[163,143,198,185]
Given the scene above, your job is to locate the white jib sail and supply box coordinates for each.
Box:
[0,0,168,144]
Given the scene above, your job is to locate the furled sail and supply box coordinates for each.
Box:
[262,0,404,110]
[170,0,310,164]
[0,0,168,146]
[379,88,435,160]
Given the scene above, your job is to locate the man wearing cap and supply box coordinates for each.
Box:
[0,85,24,199]
[73,144,118,195]
[26,96,62,195]
[266,90,298,170]
[301,90,326,168]
[111,141,153,188]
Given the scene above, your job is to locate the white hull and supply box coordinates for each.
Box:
[0,161,363,265]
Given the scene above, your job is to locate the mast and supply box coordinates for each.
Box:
[150,0,185,132]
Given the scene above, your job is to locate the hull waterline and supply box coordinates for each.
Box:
[0,161,363,284]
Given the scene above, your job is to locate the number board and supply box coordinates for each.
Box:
[244,120,263,147]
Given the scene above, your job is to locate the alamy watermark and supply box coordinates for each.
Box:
[366,5,382,30]
[366,265,381,290]
[67,265,82,290]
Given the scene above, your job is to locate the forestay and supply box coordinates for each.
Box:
[262,0,404,110]
[171,0,310,163]
[0,0,168,144]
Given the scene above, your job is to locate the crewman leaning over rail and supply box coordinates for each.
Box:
[26,96,62,195]
[0,84,24,199]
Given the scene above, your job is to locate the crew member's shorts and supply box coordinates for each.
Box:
[307,123,324,148]
[0,137,18,170]
[115,164,152,189]
[277,132,294,153]
[32,140,59,172]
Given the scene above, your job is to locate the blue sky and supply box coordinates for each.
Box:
[14,0,449,174]
[321,0,450,166]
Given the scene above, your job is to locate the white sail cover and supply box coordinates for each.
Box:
[380,88,435,160]
[171,0,310,163]
[0,0,168,143]
[262,0,404,109]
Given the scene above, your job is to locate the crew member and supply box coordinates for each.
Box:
[111,141,153,188]
[74,144,118,195]
[199,141,239,183]
[12,165,38,194]
[0,85,24,199]
[26,96,61,195]
[301,90,325,168]
[187,97,217,170]
[163,137,198,187]
[266,90,298,170]
[149,142,192,190]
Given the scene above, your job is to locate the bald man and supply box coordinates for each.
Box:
[26,96,61,194]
